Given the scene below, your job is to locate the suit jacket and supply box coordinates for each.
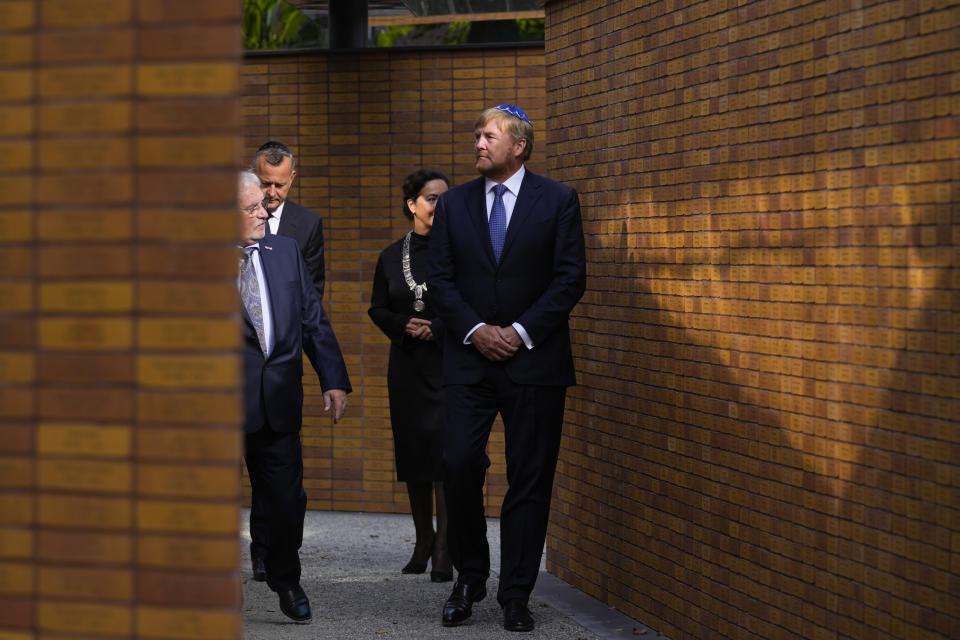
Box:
[426,170,586,387]
[243,234,351,433]
[271,199,325,300]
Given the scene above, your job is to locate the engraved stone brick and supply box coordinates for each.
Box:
[38,601,131,635]
[38,137,130,170]
[136,355,239,389]
[137,135,238,168]
[137,63,238,96]
[0,212,32,242]
[36,530,132,564]
[137,535,239,570]
[0,35,31,65]
[0,353,34,384]
[39,282,133,313]
[0,529,31,561]
[137,501,238,534]
[137,391,241,424]
[38,65,131,97]
[137,318,240,350]
[37,495,131,529]
[38,29,133,62]
[37,566,132,601]
[37,459,131,493]
[136,571,240,607]
[0,70,33,101]
[136,605,241,640]
[136,428,240,462]
[36,209,132,241]
[37,424,131,457]
[0,105,32,135]
[137,464,238,499]
[41,0,132,26]
[38,101,131,133]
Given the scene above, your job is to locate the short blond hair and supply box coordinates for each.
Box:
[474,108,534,161]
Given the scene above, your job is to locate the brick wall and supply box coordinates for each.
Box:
[544,1,959,639]
[0,1,243,638]
[241,46,547,514]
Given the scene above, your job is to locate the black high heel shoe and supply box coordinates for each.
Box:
[402,532,435,574]
[430,542,453,582]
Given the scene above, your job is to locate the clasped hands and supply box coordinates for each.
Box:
[405,317,434,341]
[471,324,522,362]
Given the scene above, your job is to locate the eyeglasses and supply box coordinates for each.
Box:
[239,201,264,217]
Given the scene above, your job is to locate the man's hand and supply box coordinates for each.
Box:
[497,325,523,350]
[323,389,348,424]
[471,324,519,361]
[405,317,434,341]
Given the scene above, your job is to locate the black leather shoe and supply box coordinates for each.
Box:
[251,556,267,582]
[277,585,311,624]
[441,580,486,627]
[503,599,534,632]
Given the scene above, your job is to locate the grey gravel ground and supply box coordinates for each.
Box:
[241,510,665,640]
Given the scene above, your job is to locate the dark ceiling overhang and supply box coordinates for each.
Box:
[292,0,545,21]
[286,0,545,48]
[398,0,544,15]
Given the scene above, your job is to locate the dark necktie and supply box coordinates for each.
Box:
[489,184,507,262]
[240,247,267,355]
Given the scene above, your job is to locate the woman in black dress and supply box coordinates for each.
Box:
[368,169,452,582]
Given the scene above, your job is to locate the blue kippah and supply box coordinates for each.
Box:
[493,104,531,125]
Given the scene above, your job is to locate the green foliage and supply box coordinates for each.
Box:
[516,18,544,40]
[376,25,414,48]
[375,21,470,47]
[243,0,323,50]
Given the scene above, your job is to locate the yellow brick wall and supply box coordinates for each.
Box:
[0,1,243,637]
[241,46,547,514]
[544,1,959,639]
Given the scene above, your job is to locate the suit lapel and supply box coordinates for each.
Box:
[277,201,299,238]
[465,178,495,263]
[500,171,541,263]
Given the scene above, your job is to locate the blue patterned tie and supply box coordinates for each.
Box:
[489,184,507,262]
[240,247,267,355]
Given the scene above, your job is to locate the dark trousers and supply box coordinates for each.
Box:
[244,427,307,591]
[443,366,566,606]
[249,481,307,561]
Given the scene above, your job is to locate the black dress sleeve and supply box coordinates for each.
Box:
[368,252,409,343]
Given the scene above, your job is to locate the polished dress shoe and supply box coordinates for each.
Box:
[441,579,486,627]
[277,584,311,624]
[251,556,267,582]
[503,599,534,632]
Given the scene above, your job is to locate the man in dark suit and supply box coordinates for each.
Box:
[253,140,325,300]
[248,140,326,581]
[237,171,350,623]
[426,105,586,632]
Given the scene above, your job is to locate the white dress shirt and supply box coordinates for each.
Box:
[267,200,285,235]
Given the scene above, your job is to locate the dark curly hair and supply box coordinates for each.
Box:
[401,169,450,220]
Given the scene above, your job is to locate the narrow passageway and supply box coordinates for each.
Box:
[240,510,651,640]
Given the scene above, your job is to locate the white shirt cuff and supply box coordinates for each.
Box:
[464,323,484,344]
[512,322,533,349]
